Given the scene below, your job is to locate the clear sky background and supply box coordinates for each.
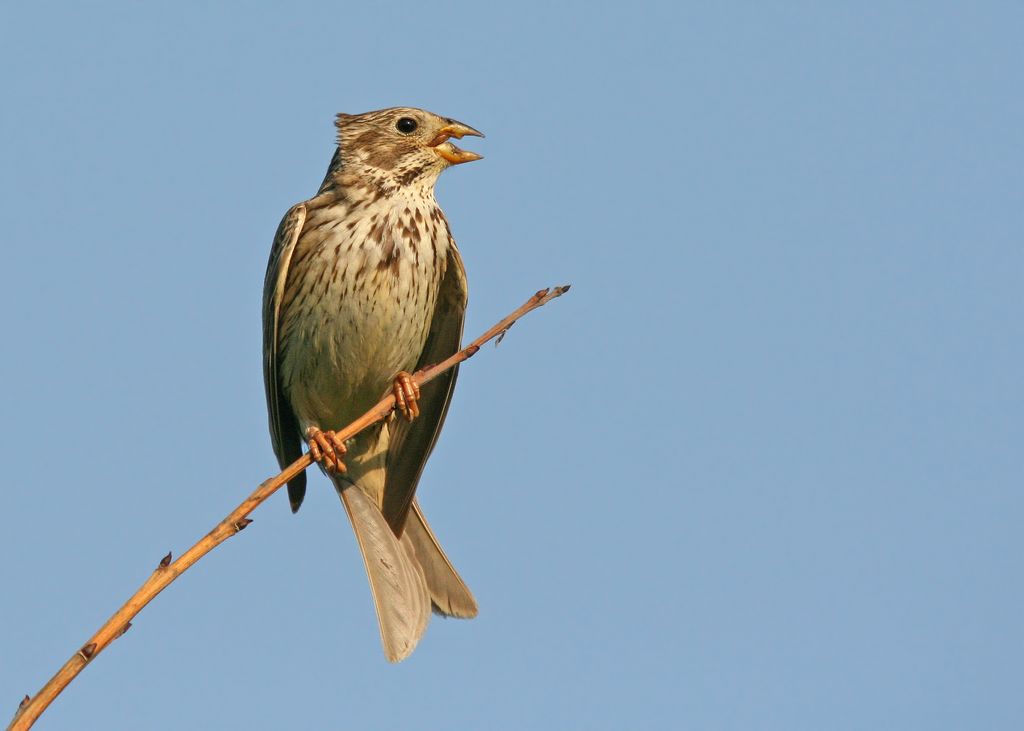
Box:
[1,2,1021,729]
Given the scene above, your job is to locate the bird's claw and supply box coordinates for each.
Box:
[306,427,348,473]
[392,371,421,421]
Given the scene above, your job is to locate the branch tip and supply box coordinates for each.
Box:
[541,286,570,304]
[158,552,172,569]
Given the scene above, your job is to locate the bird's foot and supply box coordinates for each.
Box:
[305,427,348,474]
[392,371,421,421]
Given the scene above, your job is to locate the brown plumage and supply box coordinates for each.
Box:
[262,107,483,661]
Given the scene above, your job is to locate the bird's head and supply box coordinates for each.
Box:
[334,107,483,189]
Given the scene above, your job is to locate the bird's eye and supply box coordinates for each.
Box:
[395,117,418,134]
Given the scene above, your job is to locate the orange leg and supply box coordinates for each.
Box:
[305,427,348,474]
[392,371,421,421]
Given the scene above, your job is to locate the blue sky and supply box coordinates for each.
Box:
[1,2,1021,729]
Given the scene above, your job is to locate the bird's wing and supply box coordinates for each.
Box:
[262,202,308,512]
[382,243,469,534]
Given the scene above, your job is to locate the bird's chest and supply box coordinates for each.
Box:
[279,198,450,430]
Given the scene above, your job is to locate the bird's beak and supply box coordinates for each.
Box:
[427,120,484,165]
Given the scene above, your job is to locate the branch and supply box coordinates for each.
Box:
[7,285,570,731]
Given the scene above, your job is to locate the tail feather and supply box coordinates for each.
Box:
[331,424,475,660]
[337,480,430,662]
[405,500,478,618]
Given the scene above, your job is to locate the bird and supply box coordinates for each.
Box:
[262,107,483,661]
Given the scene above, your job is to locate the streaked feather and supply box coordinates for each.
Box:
[382,244,469,534]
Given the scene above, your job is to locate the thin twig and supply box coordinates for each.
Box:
[7,285,570,731]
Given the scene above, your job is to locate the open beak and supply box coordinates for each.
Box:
[426,119,484,165]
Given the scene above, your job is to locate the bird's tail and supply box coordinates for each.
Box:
[336,478,430,662]
[405,499,478,618]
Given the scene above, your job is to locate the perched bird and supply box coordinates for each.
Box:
[262,107,483,661]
